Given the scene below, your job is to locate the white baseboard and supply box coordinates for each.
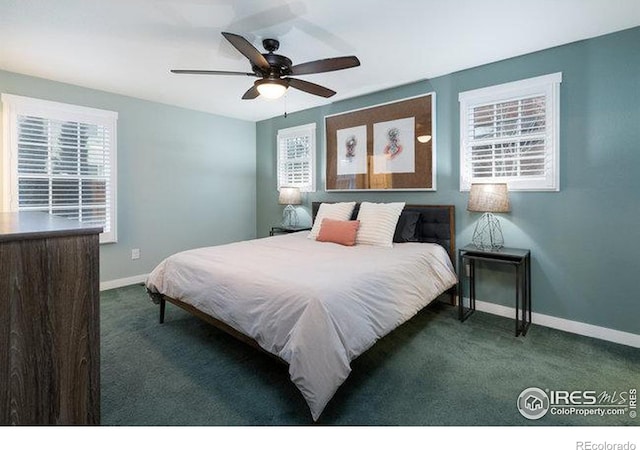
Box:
[473,299,640,348]
[100,274,148,291]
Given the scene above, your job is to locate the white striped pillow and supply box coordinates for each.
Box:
[355,202,405,247]
[308,202,356,239]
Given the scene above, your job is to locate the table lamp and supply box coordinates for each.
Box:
[278,186,302,228]
[467,183,510,250]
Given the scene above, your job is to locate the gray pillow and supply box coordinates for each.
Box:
[393,211,420,243]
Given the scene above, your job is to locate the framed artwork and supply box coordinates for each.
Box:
[336,125,367,175]
[325,93,435,191]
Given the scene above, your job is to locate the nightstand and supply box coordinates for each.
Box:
[269,226,311,236]
[458,244,531,336]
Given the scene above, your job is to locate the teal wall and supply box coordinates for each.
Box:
[0,70,257,282]
[256,27,640,335]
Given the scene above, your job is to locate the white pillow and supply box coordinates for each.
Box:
[356,202,405,247]
[308,202,356,239]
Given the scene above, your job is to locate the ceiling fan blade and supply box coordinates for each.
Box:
[171,69,255,76]
[221,32,270,72]
[286,78,336,98]
[242,85,260,100]
[290,56,360,75]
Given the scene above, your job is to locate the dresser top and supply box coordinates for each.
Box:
[0,212,103,242]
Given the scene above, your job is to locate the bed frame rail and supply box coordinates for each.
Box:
[148,291,286,364]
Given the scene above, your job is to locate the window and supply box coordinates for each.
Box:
[277,123,316,192]
[459,72,561,191]
[1,94,118,243]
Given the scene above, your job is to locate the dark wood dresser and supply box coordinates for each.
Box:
[0,212,101,425]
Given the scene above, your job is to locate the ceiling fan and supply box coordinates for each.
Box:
[171,32,360,100]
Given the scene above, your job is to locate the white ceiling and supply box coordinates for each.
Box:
[1,0,639,122]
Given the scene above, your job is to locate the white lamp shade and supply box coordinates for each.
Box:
[467,183,510,213]
[278,187,301,205]
[256,79,288,99]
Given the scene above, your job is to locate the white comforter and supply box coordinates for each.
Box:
[146,232,457,420]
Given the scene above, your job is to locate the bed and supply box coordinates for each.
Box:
[145,203,457,420]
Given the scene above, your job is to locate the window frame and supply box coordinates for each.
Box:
[1,93,118,243]
[276,122,316,193]
[459,72,562,192]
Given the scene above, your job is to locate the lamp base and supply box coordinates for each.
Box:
[282,205,299,228]
[472,212,504,250]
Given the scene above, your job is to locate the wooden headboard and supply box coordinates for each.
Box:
[311,202,456,262]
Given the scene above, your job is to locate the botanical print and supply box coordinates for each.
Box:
[336,125,367,175]
[373,117,415,174]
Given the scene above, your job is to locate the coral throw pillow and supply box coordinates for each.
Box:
[316,219,360,246]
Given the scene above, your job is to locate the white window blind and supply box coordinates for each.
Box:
[2,94,118,243]
[277,123,316,192]
[459,73,561,191]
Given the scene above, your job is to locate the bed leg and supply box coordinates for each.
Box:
[159,297,166,324]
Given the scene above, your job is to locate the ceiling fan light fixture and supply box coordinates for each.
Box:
[172,33,360,100]
[256,79,288,99]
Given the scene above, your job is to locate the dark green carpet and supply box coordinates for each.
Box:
[101,285,639,426]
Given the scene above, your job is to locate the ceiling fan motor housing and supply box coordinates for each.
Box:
[255,53,292,78]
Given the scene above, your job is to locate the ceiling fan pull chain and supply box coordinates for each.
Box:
[284,93,288,118]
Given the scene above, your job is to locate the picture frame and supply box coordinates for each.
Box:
[325,93,435,191]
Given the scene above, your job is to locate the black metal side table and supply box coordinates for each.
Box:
[458,244,531,336]
[269,226,311,236]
